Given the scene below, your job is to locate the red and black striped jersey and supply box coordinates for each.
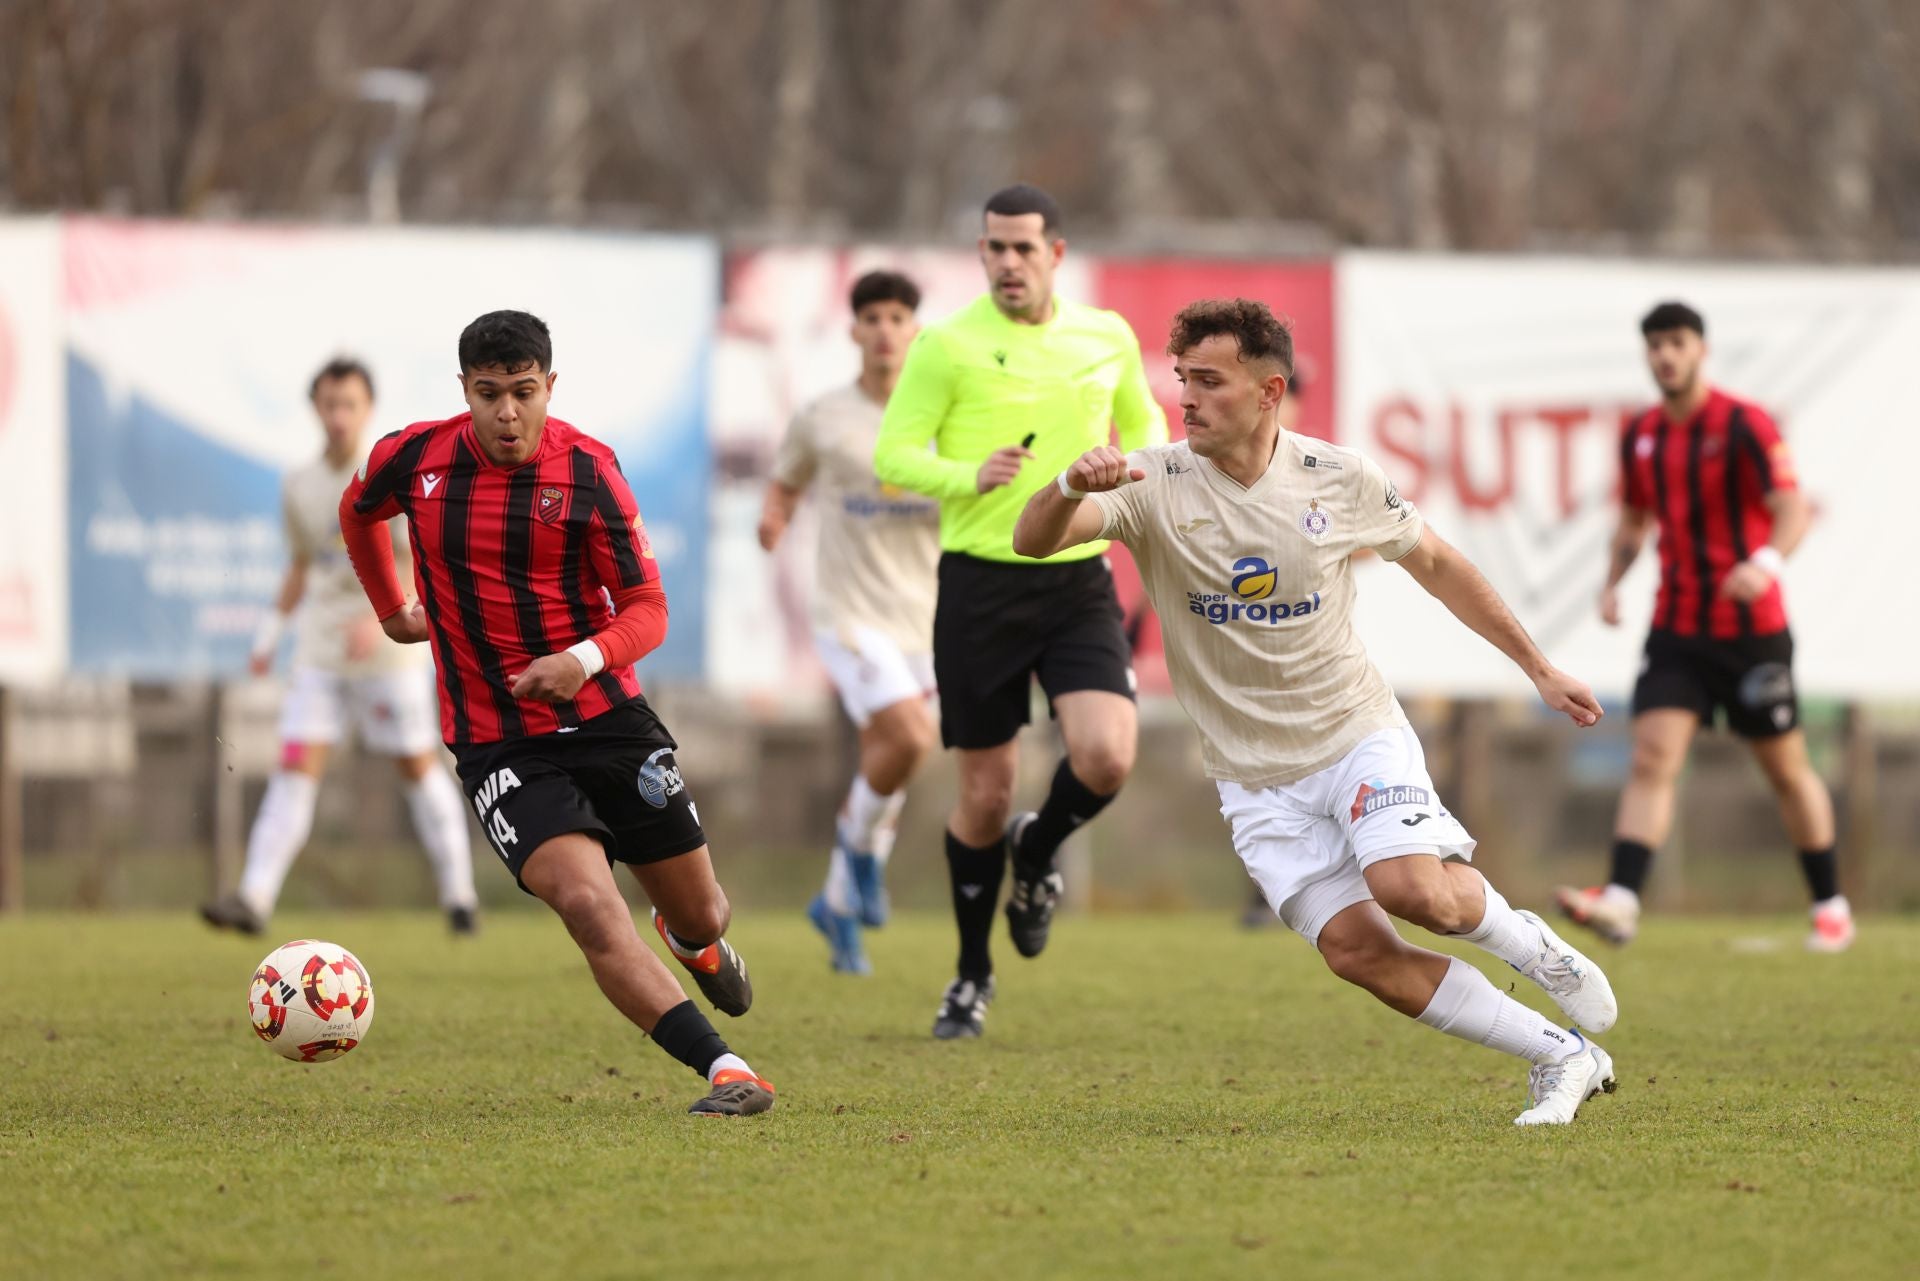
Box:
[342,412,658,744]
[1620,387,1798,639]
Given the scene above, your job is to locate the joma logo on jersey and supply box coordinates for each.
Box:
[1185,556,1322,625]
[1350,779,1432,823]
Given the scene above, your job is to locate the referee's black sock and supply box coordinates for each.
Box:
[650,999,730,1077]
[1607,839,1653,895]
[946,829,1006,981]
[1017,759,1118,872]
[1797,846,1840,903]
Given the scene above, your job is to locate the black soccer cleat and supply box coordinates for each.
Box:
[654,910,753,1017]
[932,975,995,1040]
[199,893,265,936]
[447,905,479,936]
[688,1068,776,1117]
[1003,811,1064,959]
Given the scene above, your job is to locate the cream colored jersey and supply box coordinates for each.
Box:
[772,384,940,654]
[1089,433,1424,788]
[283,451,422,676]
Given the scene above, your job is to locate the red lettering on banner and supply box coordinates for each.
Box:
[1373,398,1431,503]
[1536,406,1590,519]
[1450,404,1515,512]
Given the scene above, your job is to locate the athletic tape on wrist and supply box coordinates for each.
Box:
[565,638,607,676]
[1057,472,1087,501]
[1748,546,1785,577]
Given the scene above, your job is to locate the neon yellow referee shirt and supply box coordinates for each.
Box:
[874,294,1168,564]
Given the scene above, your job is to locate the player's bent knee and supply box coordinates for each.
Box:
[1371,876,1449,932]
[671,894,731,947]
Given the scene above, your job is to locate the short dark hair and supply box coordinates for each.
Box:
[310,357,374,401]
[983,183,1064,237]
[1641,301,1705,338]
[850,270,921,315]
[1166,298,1295,378]
[459,310,553,374]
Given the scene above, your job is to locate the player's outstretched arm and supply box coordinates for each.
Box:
[1013,446,1144,559]
[1396,529,1602,728]
[758,481,802,551]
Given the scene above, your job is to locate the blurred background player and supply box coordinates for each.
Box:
[1560,302,1850,952]
[875,183,1167,1039]
[201,358,478,936]
[342,310,773,1116]
[757,270,939,975]
[1015,299,1618,1126]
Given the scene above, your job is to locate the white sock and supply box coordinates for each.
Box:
[1458,880,1548,969]
[661,926,708,960]
[1813,894,1850,915]
[840,774,906,862]
[1601,884,1641,907]
[237,771,321,915]
[823,846,859,916]
[708,1052,753,1082]
[1415,957,1578,1065]
[405,769,478,909]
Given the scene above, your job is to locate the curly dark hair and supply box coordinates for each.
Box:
[1640,300,1705,338]
[1166,298,1294,377]
[458,309,552,374]
[849,270,921,314]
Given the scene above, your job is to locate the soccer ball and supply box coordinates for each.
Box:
[248,939,375,1063]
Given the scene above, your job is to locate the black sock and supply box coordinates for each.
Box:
[946,829,1006,981]
[1608,839,1653,894]
[1798,847,1840,902]
[1017,759,1118,871]
[650,999,730,1077]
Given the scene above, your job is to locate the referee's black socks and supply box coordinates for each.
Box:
[946,830,1005,980]
[1017,759,1118,873]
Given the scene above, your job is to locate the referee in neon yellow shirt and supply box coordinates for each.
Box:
[875,183,1168,1039]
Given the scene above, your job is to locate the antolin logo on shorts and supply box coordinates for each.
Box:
[1185,556,1321,626]
[1350,779,1433,823]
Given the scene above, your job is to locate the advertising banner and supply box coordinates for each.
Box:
[0,219,67,682]
[64,219,715,680]
[1338,253,1920,697]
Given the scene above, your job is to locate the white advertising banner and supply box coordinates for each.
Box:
[0,219,67,682]
[1338,253,1920,699]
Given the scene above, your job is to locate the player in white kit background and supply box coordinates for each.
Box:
[201,359,480,936]
[759,272,941,973]
[1014,299,1621,1125]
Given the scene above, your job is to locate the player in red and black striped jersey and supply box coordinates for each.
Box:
[1558,302,1851,953]
[341,310,776,1115]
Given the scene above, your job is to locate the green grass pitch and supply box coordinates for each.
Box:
[2,910,1914,1280]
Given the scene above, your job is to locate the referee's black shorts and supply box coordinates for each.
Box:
[932,551,1136,750]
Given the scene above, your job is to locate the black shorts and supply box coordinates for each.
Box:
[933,551,1136,750]
[1632,628,1799,739]
[452,697,707,893]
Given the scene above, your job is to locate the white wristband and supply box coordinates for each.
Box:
[1057,472,1087,501]
[1748,546,1785,577]
[565,638,607,677]
[250,610,288,658]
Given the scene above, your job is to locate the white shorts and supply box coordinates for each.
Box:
[279,665,441,758]
[814,625,935,727]
[1217,725,1476,947]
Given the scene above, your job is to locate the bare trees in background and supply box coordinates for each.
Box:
[4,0,1918,257]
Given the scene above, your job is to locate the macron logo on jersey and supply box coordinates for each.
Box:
[421,472,444,498]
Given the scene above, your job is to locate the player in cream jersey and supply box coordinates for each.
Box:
[760,271,940,973]
[1016,300,1620,1125]
[201,359,479,936]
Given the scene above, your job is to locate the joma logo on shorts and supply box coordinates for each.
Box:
[1350,781,1432,823]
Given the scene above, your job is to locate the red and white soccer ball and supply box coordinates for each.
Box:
[248,939,375,1063]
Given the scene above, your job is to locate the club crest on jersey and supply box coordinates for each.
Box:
[1300,498,1331,541]
[537,485,566,525]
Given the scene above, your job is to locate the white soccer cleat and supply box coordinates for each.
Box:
[1806,896,1855,953]
[1513,1032,1616,1127]
[1513,909,1619,1034]
[1555,884,1640,946]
